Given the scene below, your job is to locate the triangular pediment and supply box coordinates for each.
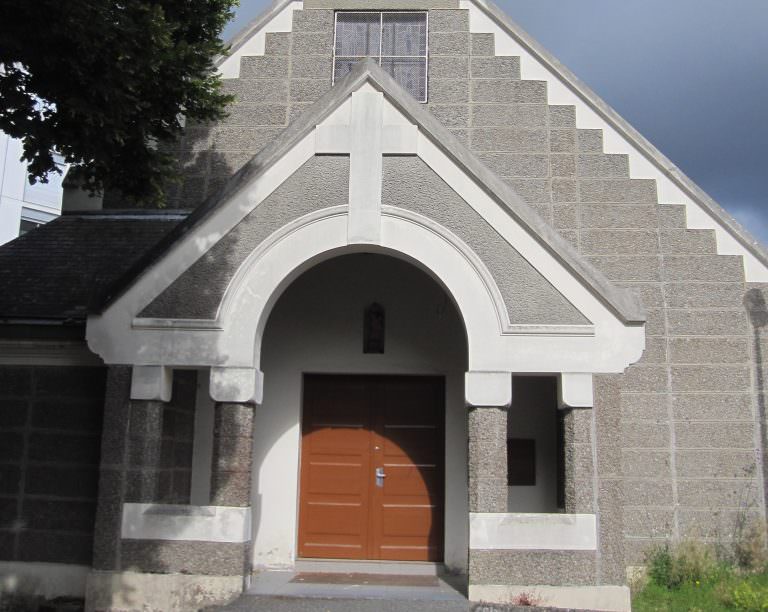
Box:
[100,60,643,329]
[87,59,647,376]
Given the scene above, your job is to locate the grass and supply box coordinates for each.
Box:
[632,539,768,612]
[633,570,768,612]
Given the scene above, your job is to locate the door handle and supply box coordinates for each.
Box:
[375,467,386,487]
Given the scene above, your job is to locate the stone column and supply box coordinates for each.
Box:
[468,406,508,513]
[124,400,165,503]
[210,402,255,507]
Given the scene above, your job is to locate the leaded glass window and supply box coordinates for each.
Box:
[333,11,428,102]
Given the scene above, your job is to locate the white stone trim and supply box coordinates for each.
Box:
[558,373,594,409]
[469,512,597,551]
[0,561,90,599]
[387,206,594,338]
[210,367,264,404]
[468,584,630,612]
[87,82,645,377]
[465,371,511,407]
[218,1,303,79]
[0,340,103,366]
[462,0,768,282]
[315,86,419,244]
[86,131,316,365]
[130,365,173,401]
[121,503,252,543]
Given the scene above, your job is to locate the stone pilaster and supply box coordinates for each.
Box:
[468,405,508,513]
[210,402,255,507]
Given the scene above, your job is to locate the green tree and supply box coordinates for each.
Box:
[0,0,237,205]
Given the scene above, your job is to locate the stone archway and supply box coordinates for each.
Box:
[251,253,470,573]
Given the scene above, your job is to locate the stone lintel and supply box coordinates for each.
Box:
[122,503,252,543]
[469,512,597,551]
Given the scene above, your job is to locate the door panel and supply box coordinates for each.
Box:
[298,377,371,559]
[298,375,444,561]
[371,377,444,561]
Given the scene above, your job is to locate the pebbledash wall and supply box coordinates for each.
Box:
[162,0,767,582]
[1,1,766,610]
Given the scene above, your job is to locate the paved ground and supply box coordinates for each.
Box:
[206,595,472,611]
[205,597,589,612]
[202,571,594,612]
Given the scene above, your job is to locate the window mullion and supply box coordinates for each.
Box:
[378,12,383,64]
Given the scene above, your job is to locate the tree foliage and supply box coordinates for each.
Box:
[0,0,237,205]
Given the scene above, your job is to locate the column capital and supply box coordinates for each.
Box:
[465,371,512,407]
[210,367,264,404]
[558,373,594,409]
[130,365,172,402]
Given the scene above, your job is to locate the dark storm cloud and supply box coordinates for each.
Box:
[224,0,768,243]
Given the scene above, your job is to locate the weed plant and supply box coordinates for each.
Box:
[633,520,768,612]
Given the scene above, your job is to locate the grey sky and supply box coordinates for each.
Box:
[223,0,768,244]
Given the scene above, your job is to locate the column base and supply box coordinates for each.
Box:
[468,584,630,612]
[85,570,242,612]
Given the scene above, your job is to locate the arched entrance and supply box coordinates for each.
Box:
[251,253,469,572]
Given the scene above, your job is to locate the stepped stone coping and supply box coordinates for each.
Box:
[217,0,768,276]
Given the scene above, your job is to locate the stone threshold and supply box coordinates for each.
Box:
[246,568,468,601]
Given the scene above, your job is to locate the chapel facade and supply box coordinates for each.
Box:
[0,1,766,611]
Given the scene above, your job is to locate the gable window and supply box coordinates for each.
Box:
[333,11,428,102]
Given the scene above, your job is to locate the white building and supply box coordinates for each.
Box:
[0,133,65,245]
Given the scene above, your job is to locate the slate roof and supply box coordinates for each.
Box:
[0,211,186,321]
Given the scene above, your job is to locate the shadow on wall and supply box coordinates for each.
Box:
[744,288,768,519]
[101,108,258,211]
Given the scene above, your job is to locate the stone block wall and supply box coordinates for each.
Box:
[0,365,106,566]
[148,3,765,584]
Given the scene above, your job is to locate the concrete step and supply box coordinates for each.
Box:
[234,569,468,602]
[205,596,604,612]
[206,595,470,611]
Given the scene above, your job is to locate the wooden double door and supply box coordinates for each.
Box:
[298,375,445,561]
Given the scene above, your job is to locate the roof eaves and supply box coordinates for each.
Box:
[470,0,768,270]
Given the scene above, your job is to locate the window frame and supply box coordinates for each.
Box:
[332,10,430,103]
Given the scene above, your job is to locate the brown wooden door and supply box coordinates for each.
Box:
[298,375,444,561]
